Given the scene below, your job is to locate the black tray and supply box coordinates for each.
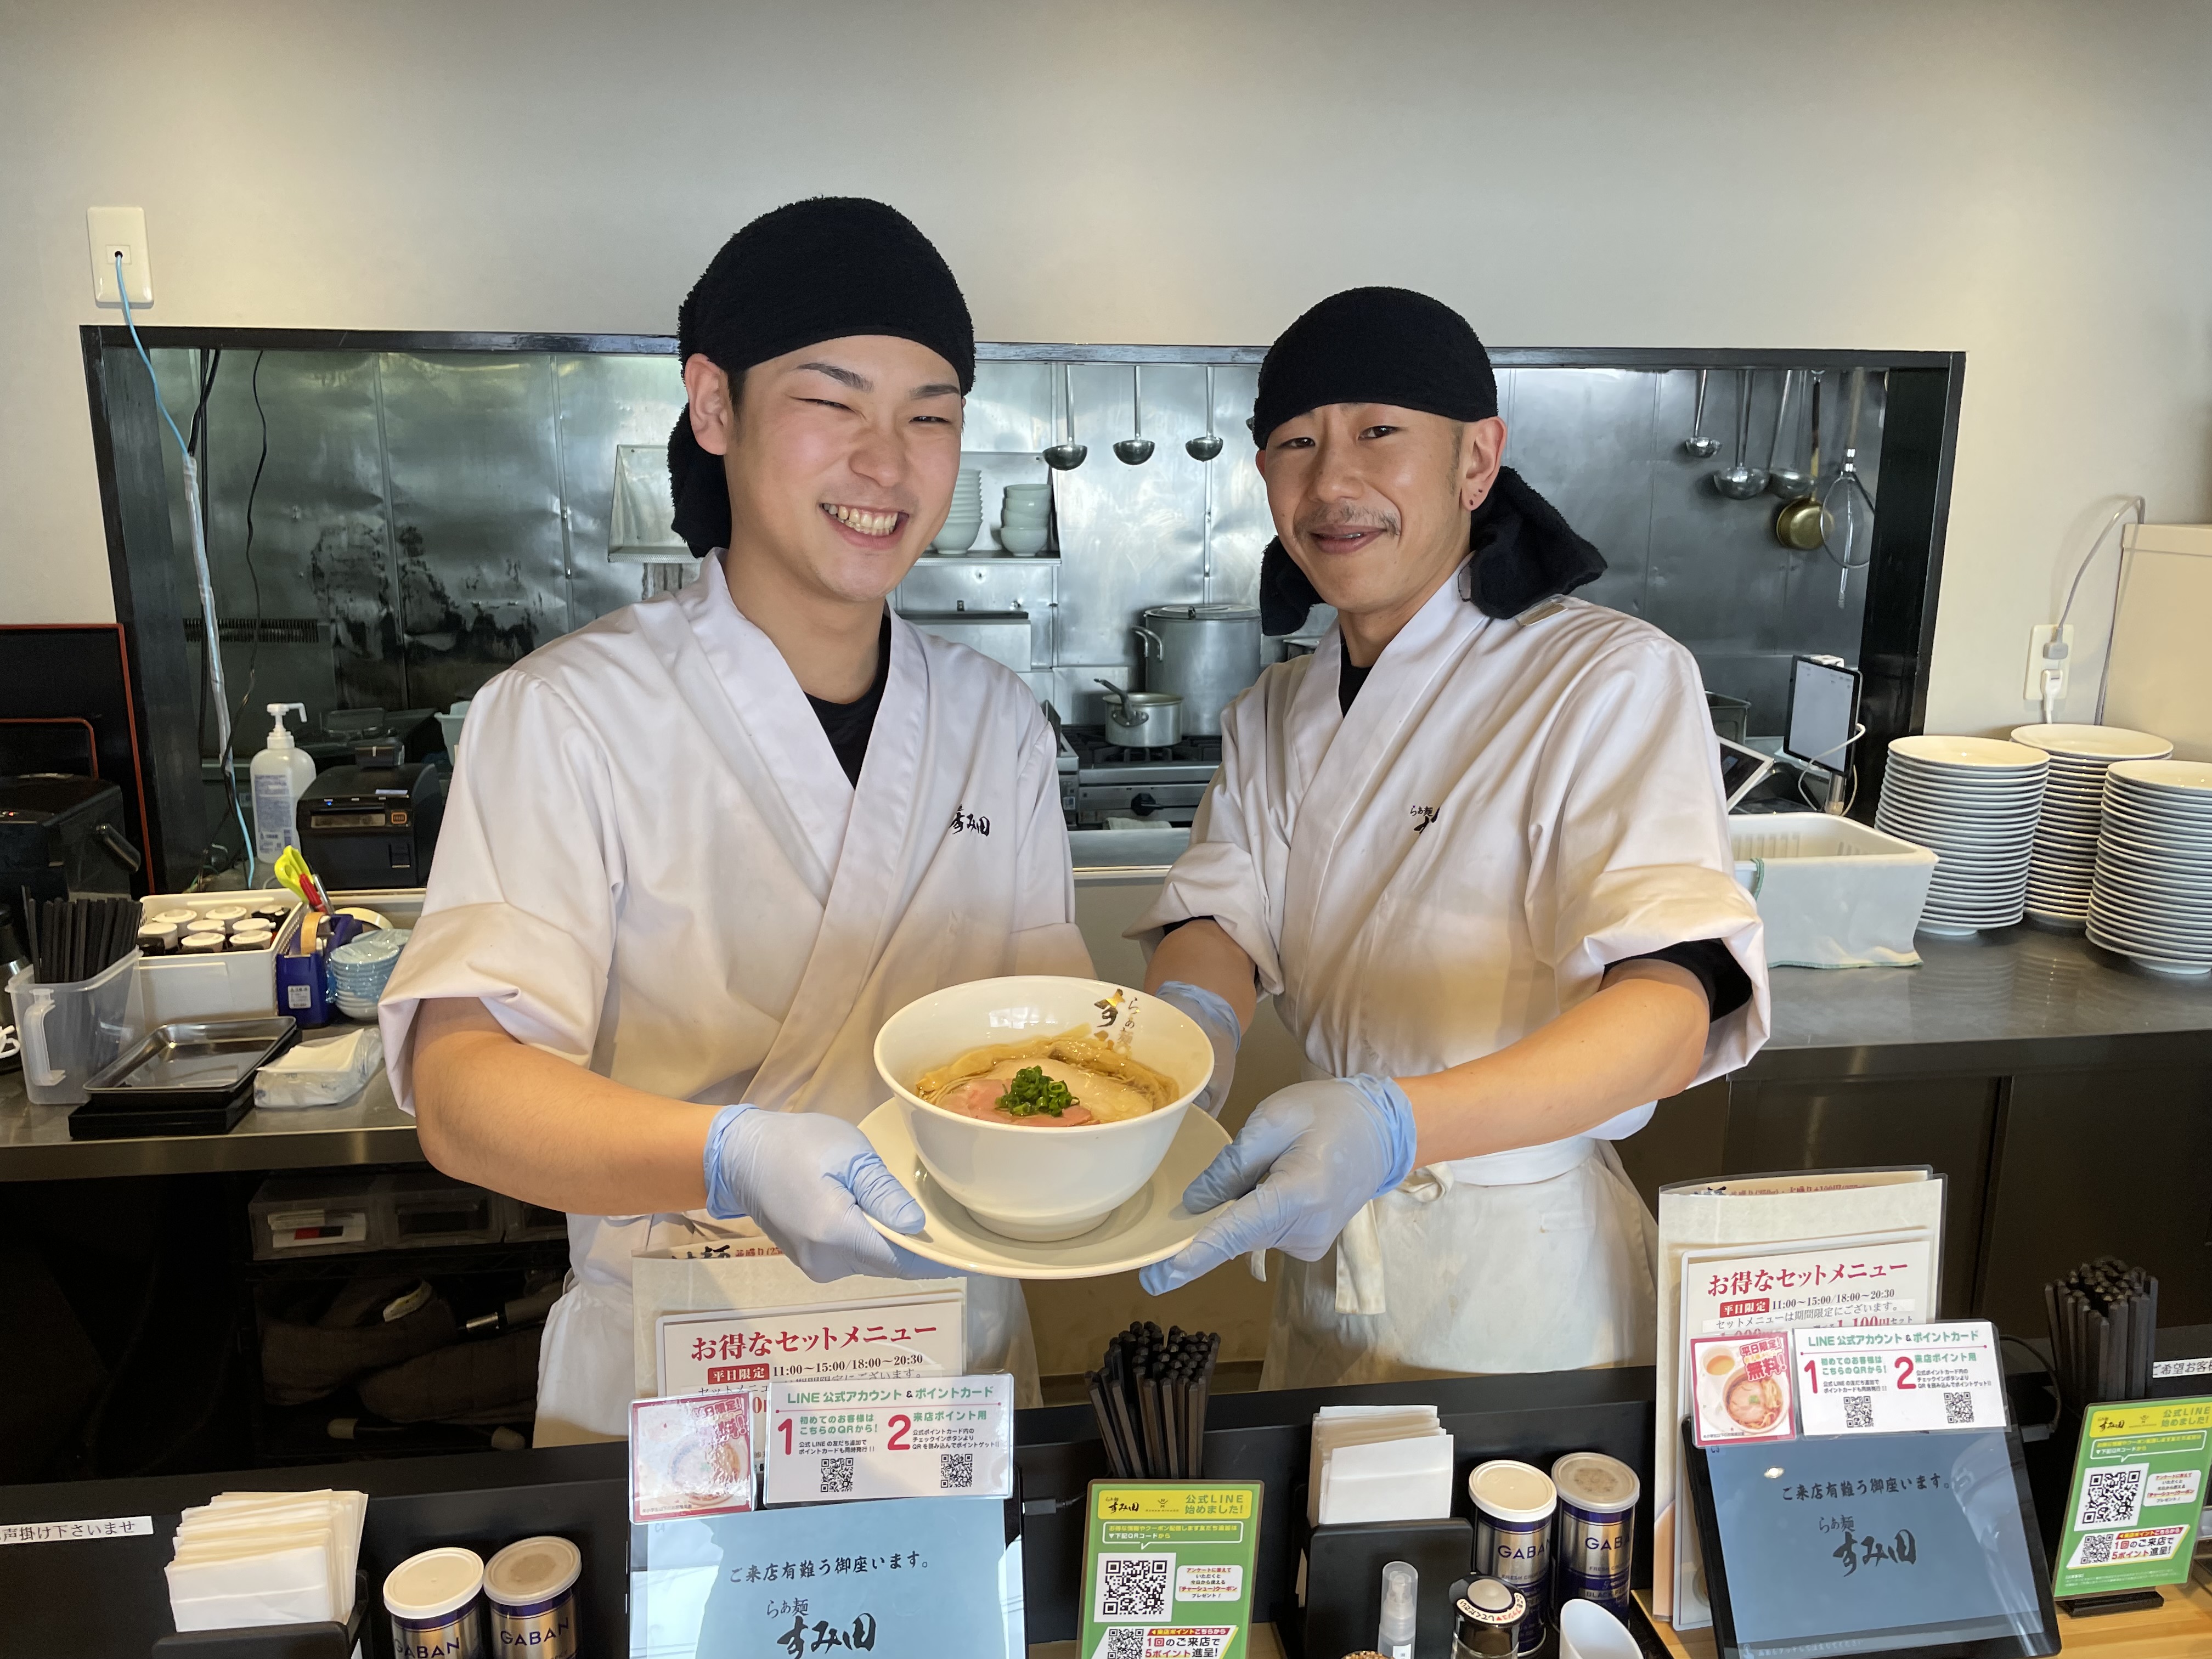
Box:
[69,1017,297,1138]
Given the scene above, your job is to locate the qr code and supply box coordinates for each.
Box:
[819,1457,854,1494]
[1944,1390,1975,1425]
[941,1452,974,1489]
[1099,1553,1172,1620]
[2079,1465,2145,1529]
[2076,1532,2115,1565]
[1097,1632,1146,1659]
[1845,1395,1874,1429]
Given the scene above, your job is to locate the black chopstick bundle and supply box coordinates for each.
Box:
[1085,1323,1222,1480]
[2045,1256,2158,1415]
[19,890,142,986]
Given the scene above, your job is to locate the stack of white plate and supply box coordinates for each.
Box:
[2008,724,2172,927]
[2088,760,2212,975]
[1872,736,2049,934]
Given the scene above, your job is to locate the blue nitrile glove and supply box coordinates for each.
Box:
[1138,1074,1417,1295]
[1154,980,1241,1118]
[703,1104,952,1283]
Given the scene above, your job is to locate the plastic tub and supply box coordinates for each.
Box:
[136,889,303,1025]
[1730,812,1939,968]
[7,950,144,1105]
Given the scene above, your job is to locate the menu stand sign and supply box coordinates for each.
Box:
[1080,1482,1264,1659]
[2049,1396,2212,1611]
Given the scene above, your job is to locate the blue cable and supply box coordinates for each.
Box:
[117,256,258,887]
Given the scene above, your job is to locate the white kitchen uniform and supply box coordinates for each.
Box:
[1132,562,1768,1387]
[382,552,1090,1443]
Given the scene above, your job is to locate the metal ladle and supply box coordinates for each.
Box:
[1772,374,1832,551]
[1114,365,1155,465]
[1186,365,1222,461]
[1681,369,1720,458]
[1042,362,1086,471]
[1709,368,1769,498]
[1765,369,1810,498]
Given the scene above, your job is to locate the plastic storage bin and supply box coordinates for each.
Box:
[7,950,144,1105]
[379,1174,504,1250]
[250,1173,382,1259]
[137,889,303,1025]
[1730,812,1939,968]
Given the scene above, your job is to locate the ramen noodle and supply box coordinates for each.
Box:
[915,1029,1180,1127]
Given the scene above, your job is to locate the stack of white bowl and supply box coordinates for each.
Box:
[997,482,1052,556]
[1872,735,2048,934]
[931,469,982,552]
[2008,724,2172,927]
[2088,759,2212,975]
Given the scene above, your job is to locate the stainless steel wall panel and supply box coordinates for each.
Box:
[965,360,1053,455]
[554,352,687,626]
[1199,364,1269,608]
[1504,368,1657,621]
[378,352,570,713]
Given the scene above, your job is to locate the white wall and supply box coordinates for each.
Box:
[3,0,2208,735]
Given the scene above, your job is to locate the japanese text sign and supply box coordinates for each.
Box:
[2052,1395,2212,1599]
[1081,1483,1263,1659]
[658,1291,964,1398]
[1793,1321,2007,1437]
[631,1494,1014,1658]
[764,1374,1012,1505]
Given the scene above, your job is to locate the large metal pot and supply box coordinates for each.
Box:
[1133,605,1262,737]
[1094,680,1184,749]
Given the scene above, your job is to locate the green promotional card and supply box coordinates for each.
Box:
[2052,1396,2212,1599]
[1080,1481,1263,1659]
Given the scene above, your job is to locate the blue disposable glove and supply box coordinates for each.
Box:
[1138,1075,1417,1295]
[1154,980,1241,1118]
[703,1104,952,1283]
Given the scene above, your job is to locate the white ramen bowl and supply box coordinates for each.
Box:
[873,975,1216,1241]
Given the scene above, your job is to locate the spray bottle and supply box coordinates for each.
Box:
[250,703,316,864]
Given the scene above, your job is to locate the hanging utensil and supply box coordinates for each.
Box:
[1709,368,1769,498]
[1042,363,1087,471]
[1821,367,1878,607]
[1772,373,1832,550]
[1681,369,1720,458]
[1114,365,1154,465]
[1764,370,1809,498]
[1186,365,1223,461]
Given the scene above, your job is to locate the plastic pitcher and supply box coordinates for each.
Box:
[7,950,144,1105]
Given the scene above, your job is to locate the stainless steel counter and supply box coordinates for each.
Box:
[3,924,2204,1181]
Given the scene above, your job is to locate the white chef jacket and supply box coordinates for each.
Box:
[381,552,1090,1443]
[1131,561,1768,1386]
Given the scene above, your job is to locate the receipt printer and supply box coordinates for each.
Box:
[296,741,445,890]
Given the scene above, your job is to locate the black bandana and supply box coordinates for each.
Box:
[1248,286,1606,635]
[669,198,975,557]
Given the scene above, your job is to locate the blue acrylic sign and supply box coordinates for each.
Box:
[631,1494,1014,1658]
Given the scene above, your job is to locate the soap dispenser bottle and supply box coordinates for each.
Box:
[250,702,317,863]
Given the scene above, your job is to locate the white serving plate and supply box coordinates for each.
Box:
[856,1101,1227,1278]
[2010,724,2172,761]
[1889,735,2050,771]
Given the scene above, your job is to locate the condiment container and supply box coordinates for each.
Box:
[1469,1460,1555,1655]
[229,924,276,952]
[180,932,227,956]
[1448,1575,1529,1658]
[150,909,200,930]
[201,905,248,933]
[483,1534,579,1658]
[1550,1451,1639,1620]
[384,1545,485,1659]
[138,922,180,956]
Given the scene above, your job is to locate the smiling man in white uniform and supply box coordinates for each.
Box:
[380,199,1089,1443]
[1135,289,1768,1386]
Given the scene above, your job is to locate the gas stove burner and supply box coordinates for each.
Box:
[1063,726,1223,770]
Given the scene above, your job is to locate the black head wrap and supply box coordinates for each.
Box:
[1249,286,1606,635]
[669,197,976,557]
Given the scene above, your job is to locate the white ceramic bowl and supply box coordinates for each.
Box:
[872,975,1216,1241]
[997,523,1050,556]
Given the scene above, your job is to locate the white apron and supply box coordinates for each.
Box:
[382,553,1091,1442]
[1133,563,1769,1387]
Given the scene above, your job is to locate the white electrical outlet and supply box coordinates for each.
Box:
[2023,623,2074,701]
[88,206,153,306]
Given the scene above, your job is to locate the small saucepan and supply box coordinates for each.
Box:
[1096,680,1183,748]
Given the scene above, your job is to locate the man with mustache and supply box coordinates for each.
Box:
[1133,289,1768,1385]
[382,199,1089,1442]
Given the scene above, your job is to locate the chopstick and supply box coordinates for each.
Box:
[1082,1324,1223,1480]
[17,893,144,986]
[2046,1258,2159,1413]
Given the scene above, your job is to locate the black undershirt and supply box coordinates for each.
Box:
[806,615,893,785]
[1161,657,1754,1022]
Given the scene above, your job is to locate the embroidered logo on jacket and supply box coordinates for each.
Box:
[1410,805,1441,833]
[949,806,991,836]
